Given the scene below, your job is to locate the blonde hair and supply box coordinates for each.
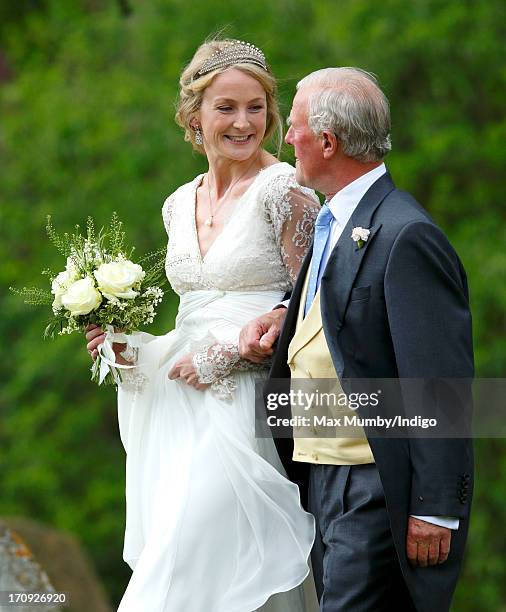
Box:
[175,38,283,155]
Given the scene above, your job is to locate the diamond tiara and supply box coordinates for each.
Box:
[196,40,268,77]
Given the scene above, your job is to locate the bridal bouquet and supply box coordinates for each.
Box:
[11,213,166,385]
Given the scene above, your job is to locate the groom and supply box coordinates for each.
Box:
[240,68,473,611]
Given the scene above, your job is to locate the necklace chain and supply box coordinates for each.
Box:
[205,156,259,227]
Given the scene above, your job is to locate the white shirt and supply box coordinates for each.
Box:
[318,163,387,286]
[281,164,459,531]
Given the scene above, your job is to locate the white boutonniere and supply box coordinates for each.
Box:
[351,226,371,249]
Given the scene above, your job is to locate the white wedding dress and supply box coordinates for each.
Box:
[116,163,320,612]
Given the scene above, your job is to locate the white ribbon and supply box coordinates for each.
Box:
[96,325,143,385]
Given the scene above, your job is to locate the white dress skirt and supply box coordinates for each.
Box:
[116,291,316,612]
[115,163,321,611]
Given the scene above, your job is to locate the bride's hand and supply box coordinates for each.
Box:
[168,353,209,391]
[85,324,127,363]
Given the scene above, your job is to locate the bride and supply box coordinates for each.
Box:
[86,39,320,612]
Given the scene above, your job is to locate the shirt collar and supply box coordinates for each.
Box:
[327,163,386,227]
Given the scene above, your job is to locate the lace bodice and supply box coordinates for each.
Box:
[116,163,319,398]
[162,163,320,295]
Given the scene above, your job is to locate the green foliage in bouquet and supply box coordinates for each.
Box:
[13,213,166,330]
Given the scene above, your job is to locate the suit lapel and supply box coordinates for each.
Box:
[272,173,395,379]
[320,173,395,371]
[321,223,382,330]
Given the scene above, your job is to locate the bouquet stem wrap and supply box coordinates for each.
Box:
[94,325,143,385]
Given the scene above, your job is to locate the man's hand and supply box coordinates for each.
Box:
[238,308,287,364]
[168,352,209,391]
[406,517,451,567]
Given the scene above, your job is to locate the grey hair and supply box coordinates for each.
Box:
[296,67,391,162]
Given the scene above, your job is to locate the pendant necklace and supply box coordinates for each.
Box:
[205,156,259,227]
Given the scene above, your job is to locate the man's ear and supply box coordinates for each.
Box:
[321,130,338,159]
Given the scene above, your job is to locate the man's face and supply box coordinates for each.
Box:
[285,89,323,189]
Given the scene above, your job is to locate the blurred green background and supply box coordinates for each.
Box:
[1,0,505,608]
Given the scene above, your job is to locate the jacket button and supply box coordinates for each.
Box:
[418,496,424,502]
[464,473,471,480]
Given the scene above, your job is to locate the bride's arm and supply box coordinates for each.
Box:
[192,181,320,382]
[171,177,319,397]
[192,343,268,381]
[237,178,320,363]
[268,183,320,284]
[169,343,269,400]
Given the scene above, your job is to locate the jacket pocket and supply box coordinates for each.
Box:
[350,285,371,302]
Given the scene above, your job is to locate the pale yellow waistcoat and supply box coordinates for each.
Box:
[287,269,374,465]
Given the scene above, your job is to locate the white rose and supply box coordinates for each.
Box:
[61,277,102,316]
[51,267,78,309]
[351,227,371,243]
[94,259,145,300]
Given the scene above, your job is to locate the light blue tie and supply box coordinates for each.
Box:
[304,203,334,315]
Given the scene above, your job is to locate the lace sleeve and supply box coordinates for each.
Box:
[119,345,138,365]
[116,343,147,392]
[162,193,175,237]
[263,172,320,284]
[193,342,267,400]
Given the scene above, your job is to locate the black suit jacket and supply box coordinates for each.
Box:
[269,172,474,612]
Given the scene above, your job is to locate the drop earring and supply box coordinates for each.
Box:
[195,126,203,145]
